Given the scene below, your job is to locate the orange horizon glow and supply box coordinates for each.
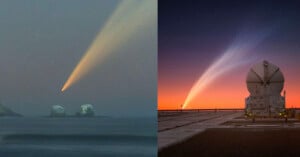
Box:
[158,65,300,110]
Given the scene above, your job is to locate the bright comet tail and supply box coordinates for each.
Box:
[182,31,271,109]
[61,0,157,92]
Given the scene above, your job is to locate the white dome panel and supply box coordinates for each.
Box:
[246,60,284,94]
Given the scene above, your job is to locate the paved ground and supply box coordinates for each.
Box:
[159,127,300,157]
[158,110,243,150]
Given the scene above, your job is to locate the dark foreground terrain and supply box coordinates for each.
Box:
[159,128,300,157]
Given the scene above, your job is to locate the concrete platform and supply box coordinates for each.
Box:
[158,110,243,150]
[158,110,300,151]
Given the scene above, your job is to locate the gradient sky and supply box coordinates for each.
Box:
[0,0,157,117]
[158,0,300,110]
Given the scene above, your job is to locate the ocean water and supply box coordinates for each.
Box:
[0,117,156,157]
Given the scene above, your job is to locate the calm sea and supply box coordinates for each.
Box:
[0,117,156,157]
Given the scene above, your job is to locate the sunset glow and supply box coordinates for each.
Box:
[181,31,270,109]
[158,0,300,110]
[158,61,300,110]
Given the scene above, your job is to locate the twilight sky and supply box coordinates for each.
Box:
[0,0,157,117]
[158,0,300,109]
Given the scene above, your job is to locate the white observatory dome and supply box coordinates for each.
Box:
[51,105,66,117]
[246,60,284,95]
[79,104,95,116]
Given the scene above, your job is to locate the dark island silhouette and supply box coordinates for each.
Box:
[0,104,22,117]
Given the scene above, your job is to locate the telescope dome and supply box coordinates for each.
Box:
[51,105,66,117]
[246,60,284,95]
[79,104,94,117]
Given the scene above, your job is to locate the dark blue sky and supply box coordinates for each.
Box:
[158,0,300,109]
[159,0,300,58]
[159,0,300,75]
[0,0,157,117]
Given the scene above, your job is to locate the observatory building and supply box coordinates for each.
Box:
[50,105,66,117]
[76,104,95,117]
[245,60,286,118]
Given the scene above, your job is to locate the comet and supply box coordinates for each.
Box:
[61,0,157,92]
[182,30,272,109]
